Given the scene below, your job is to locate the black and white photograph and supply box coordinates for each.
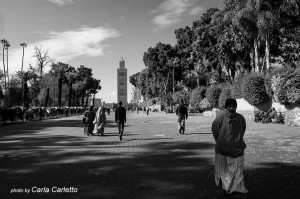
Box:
[0,0,300,198]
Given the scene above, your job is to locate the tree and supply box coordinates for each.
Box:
[143,42,178,95]
[33,46,52,79]
[49,62,72,107]
[16,66,38,106]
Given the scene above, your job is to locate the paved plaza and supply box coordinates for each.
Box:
[0,111,299,199]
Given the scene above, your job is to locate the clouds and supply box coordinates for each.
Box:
[47,0,75,6]
[7,26,121,74]
[150,0,204,31]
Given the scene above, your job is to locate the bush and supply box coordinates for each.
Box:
[231,80,243,99]
[271,67,295,103]
[276,71,300,105]
[172,91,190,105]
[218,87,232,108]
[264,75,273,98]
[206,85,221,107]
[242,74,269,105]
[285,73,300,104]
[189,86,206,107]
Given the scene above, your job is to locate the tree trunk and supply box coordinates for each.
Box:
[6,47,9,87]
[81,91,85,108]
[44,88,49,107]
[22,82,28,107]
[58,78,63,107]
[68,81,72,107]
[254,39,259,73]
[92,93,95,106]
[265,36,270,73]
[85,94,89,107]
[2,45,6,87]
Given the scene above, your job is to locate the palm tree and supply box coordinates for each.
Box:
[1,39,7,87]
[20,43,27,74]
[65,66,76,107]
[16,69,38,107]
[5,41,10,86]
[49,62,72,107]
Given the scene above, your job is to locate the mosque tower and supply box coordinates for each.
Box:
[117,57,127,104]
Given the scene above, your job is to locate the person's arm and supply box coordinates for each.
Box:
[185,107,188,120]
[124,107,127,123]
[212,118,219,141]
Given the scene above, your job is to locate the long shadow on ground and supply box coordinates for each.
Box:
[1,118,299,199]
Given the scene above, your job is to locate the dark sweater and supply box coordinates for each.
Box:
[115,105,126,122]
[212,112,246,158]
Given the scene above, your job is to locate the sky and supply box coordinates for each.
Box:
[0,0,223,103]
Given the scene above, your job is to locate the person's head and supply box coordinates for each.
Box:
[119,101,123,106]
[225,98,237,114]
[180,99,184,105]
[89,105,94,111]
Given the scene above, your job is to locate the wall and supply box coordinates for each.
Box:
[203,98,300,127]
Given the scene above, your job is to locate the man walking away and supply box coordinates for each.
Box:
[83,106,96,136]
[146,106,150,116]
[212,98,248,198]
[115,101,126,140]
[175,99,188,134]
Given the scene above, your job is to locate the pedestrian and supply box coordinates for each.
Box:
[212,98,248,198]
[93,106,106,136]
[267,107,277,123]
[115,101,126,141]
[83,105,96,136]
[175,99,188,134]
[146,106,149,116]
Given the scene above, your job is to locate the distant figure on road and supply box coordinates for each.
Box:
[267,107,277,123]
[212,98,248,198]
[175,99,188,134]
[115,101,126,141]
[83,105,96,136]
[146,106,150,116]
[93,107,106,136]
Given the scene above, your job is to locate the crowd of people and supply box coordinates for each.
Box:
[0,106,85,126]
[254,107,284,124]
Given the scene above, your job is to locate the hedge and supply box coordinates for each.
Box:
[218,87,232,108]
[242,74,269,105]
[189,86,206,107]
[276,71,300,105]
[206,85,221,107]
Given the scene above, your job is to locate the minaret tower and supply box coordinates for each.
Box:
[117,57,127,104]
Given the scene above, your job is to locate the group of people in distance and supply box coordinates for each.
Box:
[82,97,248,198]
[82,101,126,140]
[255,107,284,124]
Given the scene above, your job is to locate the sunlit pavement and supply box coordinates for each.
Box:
[0,112,299,199]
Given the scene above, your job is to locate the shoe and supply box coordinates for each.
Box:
[119,135,122,141]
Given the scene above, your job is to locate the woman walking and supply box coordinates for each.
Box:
[93,107,106,136]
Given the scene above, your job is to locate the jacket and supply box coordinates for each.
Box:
[212,112,246,158]
[115,105,126,122]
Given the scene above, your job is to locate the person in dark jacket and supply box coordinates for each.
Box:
[115,101,126,140]
[212,98,248,198]
[175,99,188,134]
[83,105,96,136]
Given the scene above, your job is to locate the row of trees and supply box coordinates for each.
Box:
[130,0,300,108]
[0,42,101,108]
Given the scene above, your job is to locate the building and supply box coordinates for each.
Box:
[117,57,127,104]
